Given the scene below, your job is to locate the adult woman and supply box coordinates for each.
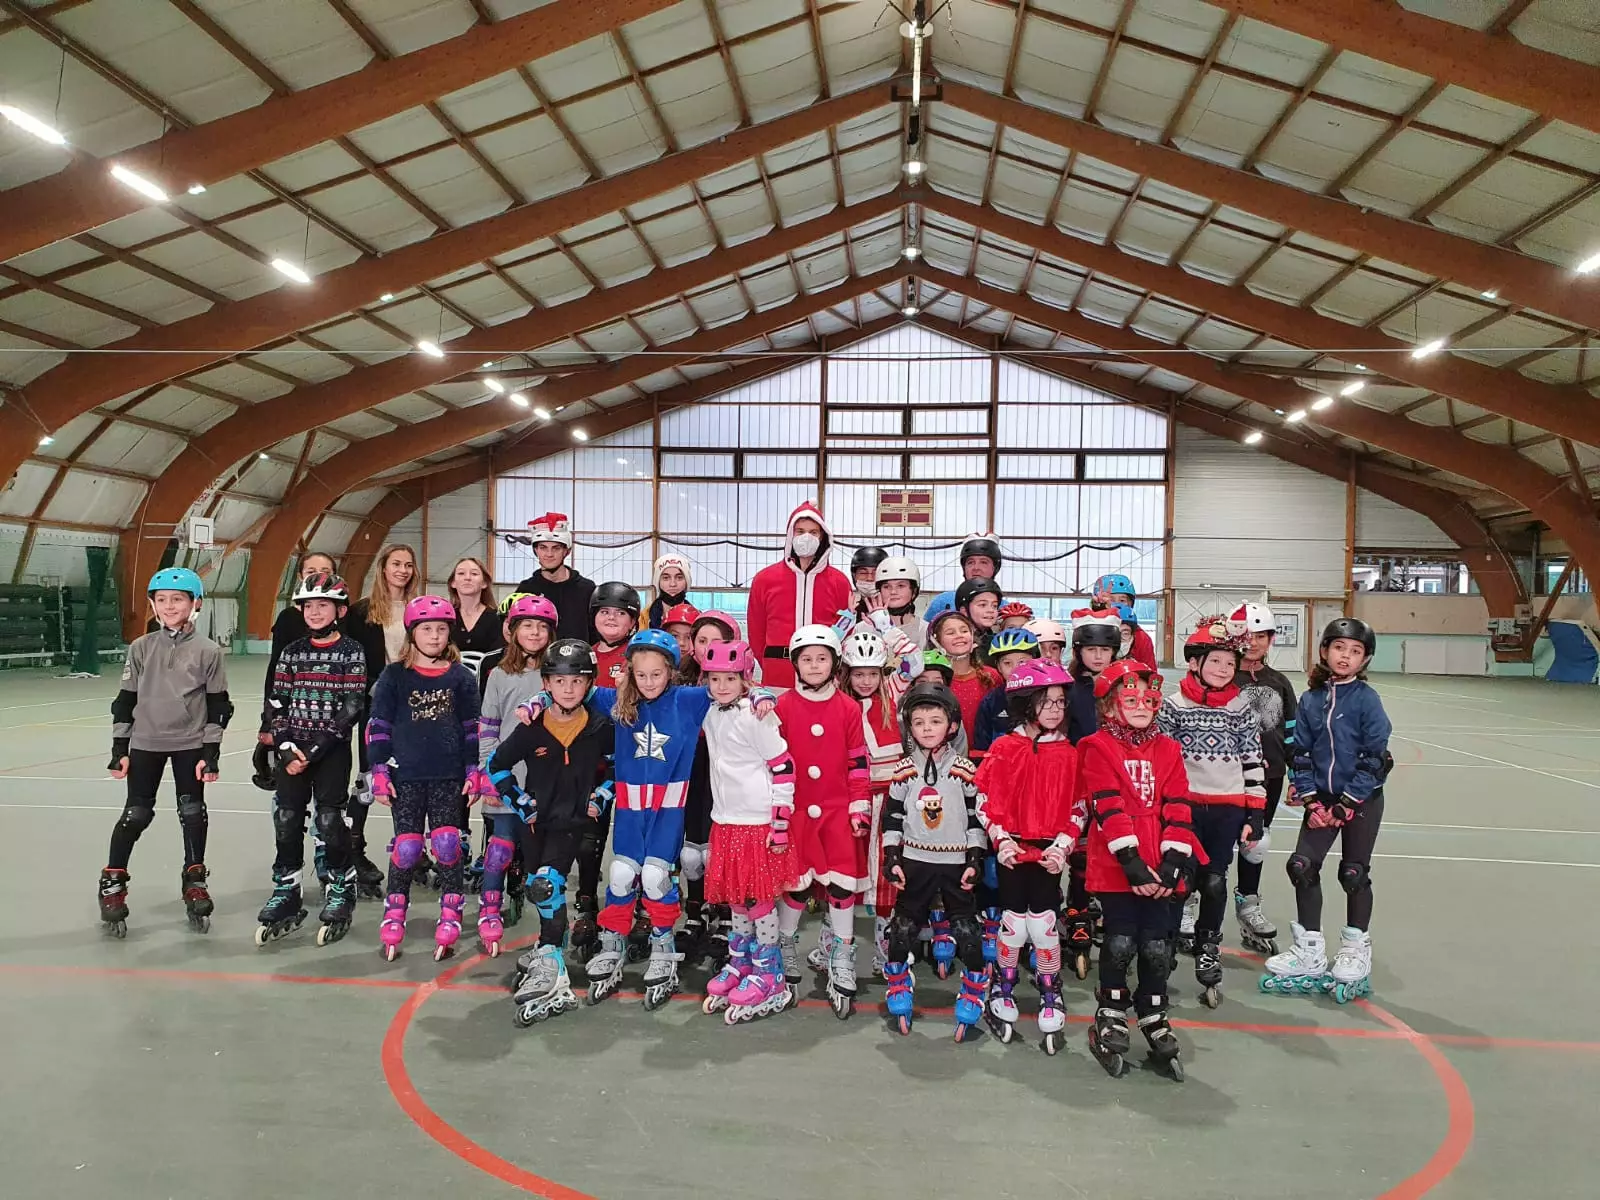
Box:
[447,557,503,679]
[345,544,420,894]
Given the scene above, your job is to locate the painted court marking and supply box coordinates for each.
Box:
[1391,734,1600,791]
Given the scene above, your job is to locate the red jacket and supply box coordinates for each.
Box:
[1079,728,1198,894]
[1126,628,1157,670]
[974,730,1083,849]
[593,641,627,689]
[747,501,852,690]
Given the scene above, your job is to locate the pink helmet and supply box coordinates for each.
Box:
[403,595,456,631]
[1005,658,1071,696]
[506,593,559,629]
[692,609,742,642]
[697,639,756,677]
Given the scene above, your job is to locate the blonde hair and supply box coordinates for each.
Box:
[611,648,673,726]
[366,544,419,625]
[399,639,460,669]
[447,556,497,614]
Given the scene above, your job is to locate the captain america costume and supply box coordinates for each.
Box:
[588,684,713,934]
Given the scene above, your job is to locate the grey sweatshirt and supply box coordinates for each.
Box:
[478,662,543,812]
[115,626,230,752]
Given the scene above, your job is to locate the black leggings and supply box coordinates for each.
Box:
[1288,790,1385,932]
[1193,805,1250,939]
[272,742,353,875]
[1096,891,1172,1008]
[521,825,583,948]
[386,780,466,899]
[108,747,207,870]
[576,803,612,904]
[1234,775,1284,895]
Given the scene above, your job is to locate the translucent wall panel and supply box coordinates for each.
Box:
[909,453,987,479]
[744,453,816,478]
[1084,454,1166,480]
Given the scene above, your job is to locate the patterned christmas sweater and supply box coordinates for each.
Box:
[884,745,982,866]
[1157,682,1267,810]
[267,632,368,760]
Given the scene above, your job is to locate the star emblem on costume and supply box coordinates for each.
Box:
[633,722,670,760]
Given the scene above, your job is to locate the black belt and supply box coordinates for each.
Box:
[762,647,789,660]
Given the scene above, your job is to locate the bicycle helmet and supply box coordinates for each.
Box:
[506,593,559,631]
[1071,611,1122,649]
[697,639,756,677]
[1005,659,1071,695]
[543,638,598,677]
[841,627,888,669]
[527,512,573,549]
[1231,601,1276,634]
[919,649,954,683]
[148,566,203,599]
[898,682,962,743]
[998,601,1033,622]
[875,555,921,595]
[850,546,889,574]
[959,536,1003,573]
[1024,618,1067,645]
[660,602,701,628]
[1092,573,1137,603]
[590,581,642,618]
[292,571,348,606]
[692,610,742,642]
[403,595,456,630]
[988,627,1040,658]
[1319,616,1376,658]
[955,577,1003,611]
[788,624,842,659]
[1094,659,1164,699]
[627,628,681,668]
[1184,615,1249,661]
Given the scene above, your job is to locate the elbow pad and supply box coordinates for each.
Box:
[110,689,137,725]
[206,693,234,729]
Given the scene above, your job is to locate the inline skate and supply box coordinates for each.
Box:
[1061,905,1094,980]
[725,943,792,1024]
[585,930,626,1005]
[883,960,914,1035]
[182,864,213,933]
[807,925,838,976]
[1259,922,1328,996]
[1328,926,1372,1004]
[981,908,1000,967]
[1088,987,1132,1077]
[316,869,356,946]
[255,869,306,945]
[642,928,682,1010]
[1137,998,1184,1082]
[826,937,858,1020]
[477,890,505,958]
[625,901,651,964]
[928,908,956,980]
[953,967,988,1043]
[1234,891,1279,956]
[1036,971,1066,1056]
[98,867,130,938]
[513,945,578,1026]
[1195,931,1223,1008]
[1176,892,1199,957]
[703,931,751,1015]
[569,893,600,961]
[985,965,1019,1043]
[311,834,331,894]
[379,892,409,961]
[502,864,525,928]
[778,930,803,1008]
[352,848,385,900]
[434,892,464,962]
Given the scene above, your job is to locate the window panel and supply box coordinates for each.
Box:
[1081,401,1168,448]
[573,480,652,532]
[743,453,816,478]
[994,485,1079,538]
[827,408,902,436]
[1083,453,1166,481]
[1079,484,1166,539]
[909,453,986,479]
[660,451,736,477]
[998,453,1078,480]
[911,407,988,435]
[827,453,900,480]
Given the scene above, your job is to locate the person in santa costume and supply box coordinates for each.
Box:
[513,513,593,642]
[746,501,852,690]
[774,624,871,1019]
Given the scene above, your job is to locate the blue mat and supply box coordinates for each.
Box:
[1545,620,1598,684]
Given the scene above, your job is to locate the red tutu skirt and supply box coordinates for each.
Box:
[785,796,868,894]
[704,822,790,904]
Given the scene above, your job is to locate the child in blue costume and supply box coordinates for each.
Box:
[519,629,774,1009]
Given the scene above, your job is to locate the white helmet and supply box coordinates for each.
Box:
[1024,617,1067,645]
[875,555,921,593]
[527,511,573,550]
[789,623,842,658]
[1230,602,1276,634]
[840,627,887,669]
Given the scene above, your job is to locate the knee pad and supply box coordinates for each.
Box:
[484,835,516,877]
[1286,854,1321,890]
[640,860,675,902]
[1023,910,1057,947]
[530,866,567,919]
[1198,870,1228,906]
[951,915,983,966]
[607,856,640,897]
[1337,860,1371,895]
[312,806,350,850]
[1138,938,1172,981]
[1103,932,1138,974]
[177,794,206,824]
[391,832,425,871]
[272,805,305,843]
[998,910,1028,950]
[679,842,707,882]
[1242,825,1271,865]
[117,804,155,835]
[885,912,921,962]
[429,826,463,867]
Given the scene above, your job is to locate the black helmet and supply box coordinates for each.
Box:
[898,682,962,745]
[589,581,641,618]
[543,638,598,677]
[1072,612,1123,650]
[960,536,1003,573]
[955,576,1003,611]
[850,546,888,573]
[1319,616,1376,658]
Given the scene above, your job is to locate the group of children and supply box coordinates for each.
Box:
[97,532,1394,1080]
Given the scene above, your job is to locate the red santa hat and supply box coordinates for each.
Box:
[527,512,573,550]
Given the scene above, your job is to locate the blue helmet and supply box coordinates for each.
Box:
[147,566,203,600]
[1093,573,1136,602]
[988,626,1040,658]
[626,628,681,669]
[1114,604,1139,627]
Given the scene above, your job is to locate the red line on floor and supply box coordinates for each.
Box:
[1362,1001,1476,1200]
[0,961,419,990]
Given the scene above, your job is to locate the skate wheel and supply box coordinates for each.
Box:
[1166,1056,1185,1082]
[383,944,400,962]
[190,915,210,934]
[1041,1032,1060,1056]
[106,920,127,939]
[953,1023,974,1043]
[1200,986,1222,1009]
[254,925,271,948]
[485,941,501,959]
[831,995,853,1021]
[434,945,453,962]
[316,925,330,947]
[702,995,726,1015]
[896,1015,912,1036]
[1073,954,1090,981]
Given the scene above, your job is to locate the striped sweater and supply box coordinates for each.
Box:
[1157,688,1267,810]
[267,632,367,759]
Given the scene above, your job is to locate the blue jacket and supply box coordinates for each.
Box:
[1291,677,1392,805]
[591,685,712,811]
[973,685,1014,754]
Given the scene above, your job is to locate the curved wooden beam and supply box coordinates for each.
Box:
[0,0,680,262]
[1211,0,1600,138]
[942,83,1598,332]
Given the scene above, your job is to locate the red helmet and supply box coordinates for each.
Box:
[697,639,756,678]
[998,601,1033,621]
[1005,659,1071,695]
[1094,659,1164,699]
[403,595,456,631]
[661,602,701,628]
[1184,615,1249,661]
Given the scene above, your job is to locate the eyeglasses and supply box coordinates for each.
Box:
[1117,690,1162,710]
[1036,697,1067,709]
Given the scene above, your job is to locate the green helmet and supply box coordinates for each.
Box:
[920,648,954,683]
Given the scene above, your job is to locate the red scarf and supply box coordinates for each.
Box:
[1104,717,1159,747]
[1180,674,1239,708]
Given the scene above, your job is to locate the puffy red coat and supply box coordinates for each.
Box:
[973,730,1083,848]
[746,500,852,690]
[1079,728,1198,894]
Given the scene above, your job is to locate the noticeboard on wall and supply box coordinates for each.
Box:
[1274,611,1299,647]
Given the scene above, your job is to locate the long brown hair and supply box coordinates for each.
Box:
[366,543,419,625]
[612,648,673,726]
[399,639,460,669]
[498,618,547,675]
[1307,661,1367,690]
[447,556,497,614]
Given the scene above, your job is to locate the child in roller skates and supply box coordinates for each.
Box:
[99,567,232,937]
[676,609,741,969]
[881,684,988,1041]
[974,660,1084,1055]
[874,555,927,647]
[1262,618,1392,1004]
[698,640,797,1023]
[971,627,1040,967]
[775,625,872,1019]
[930,611,1000,747]
[490,638,612,1025]
[368,597,495,963]
[1060,610,1122,977]
[1081,661,1194,1081]
[477,594,559,957]
[1230,601,1298,956]
[257,572,368,948]
[1159,616,1266,1007]
[1024,618,1067,666]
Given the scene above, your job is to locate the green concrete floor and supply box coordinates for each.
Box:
[1,660,1596,1199]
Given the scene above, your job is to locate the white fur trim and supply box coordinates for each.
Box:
[1159,840,1193,856]
[1106,834,1139,853]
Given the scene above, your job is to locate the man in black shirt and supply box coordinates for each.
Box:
[514,512,595,642]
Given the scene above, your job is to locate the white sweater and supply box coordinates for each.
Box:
[702,698,795,826]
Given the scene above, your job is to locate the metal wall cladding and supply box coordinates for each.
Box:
[421,482,487,591]
[1355,489,1456,550]
[1173,426,1348,596]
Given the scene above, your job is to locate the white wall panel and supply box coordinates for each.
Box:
[1172,426,1347,595]
[1355,489,1456,550]
[422,481,487,590]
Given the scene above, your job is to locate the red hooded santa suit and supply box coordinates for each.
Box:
[746,501,852,690]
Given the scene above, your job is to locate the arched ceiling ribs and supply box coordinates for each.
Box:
[0,0,680,262]
[0,87,892,487]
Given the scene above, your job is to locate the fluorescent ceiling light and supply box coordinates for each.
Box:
[903,159,925,177]
[270,258,311,284]
[416,340,446,359]
[1243,430,1263,445]
[1311,396,1335,411]
[1340,381,1365,397]
[1576,250,1600,275]
[571,428,589,442]
[1411,338,1446,359]
[38,435,54,447]
[1480,289,1497,299]
[379,293,395,302]
[0,104,66,145]
[533,406,551,419]
[258,452,269,459]
[509,392,529,407]
[109,163,169,203]
[1285,409,1307,423]
[902,246,920,260]
[187,184,207,195]
[484,378,505,394]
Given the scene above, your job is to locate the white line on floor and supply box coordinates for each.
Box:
[1388,821,1600,837]
[0,801,268,814]
[1391,734,1600,790]
[1380,683,1508,703]
[1399,728,1600,737]
[0,697,107,712]
[1369,852,1600,870]
[1398,763,1600,772]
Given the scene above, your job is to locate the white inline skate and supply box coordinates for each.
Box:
[1259,921,1328,995]
[512,945,578,1026]
[1328,925,1372,1004]
[826,937,858,1020]
[584,929,626,1005]
[1234,891,1279,956]
[641,928,682,1011]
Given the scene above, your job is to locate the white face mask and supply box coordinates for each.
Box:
[792,533,820,558]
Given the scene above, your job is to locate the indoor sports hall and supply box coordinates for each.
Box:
[2,2,1598,1198]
